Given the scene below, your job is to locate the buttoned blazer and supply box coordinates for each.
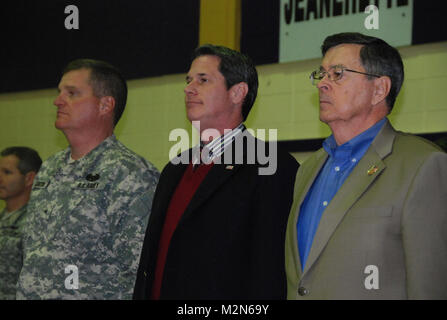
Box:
[285,120,447,299]
[134,134,299,299]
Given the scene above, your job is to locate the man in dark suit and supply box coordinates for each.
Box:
[134,44,299,299]
[285,33,447,299]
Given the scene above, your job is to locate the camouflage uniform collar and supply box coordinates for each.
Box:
[67,134,117,165]
[0,204,27,226]
[50,134,118,180]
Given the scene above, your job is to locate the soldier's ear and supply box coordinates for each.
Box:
[24,171,36,188]
[99,96,115,115]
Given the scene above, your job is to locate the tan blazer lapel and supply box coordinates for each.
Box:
[286,149,328,280]
[302,121,396,277]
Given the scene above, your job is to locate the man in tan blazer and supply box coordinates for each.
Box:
[285,32,447,299]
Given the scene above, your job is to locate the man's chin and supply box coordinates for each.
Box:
[54,120,66,130]
[186,110,201,123]
[319,113,333,125]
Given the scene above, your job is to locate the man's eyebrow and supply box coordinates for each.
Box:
[186,73,209,81]
[319,64,346,70]
[57,85,77,92]
[187,73,208,77]
[330,64,346,69]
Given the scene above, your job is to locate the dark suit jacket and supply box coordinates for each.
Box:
[134,134,299,299]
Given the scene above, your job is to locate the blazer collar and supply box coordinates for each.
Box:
[179,162,242,223]
[289,148,328,279]
[160,132,260,225]
[179,131,260,223]
[298,120,397,278]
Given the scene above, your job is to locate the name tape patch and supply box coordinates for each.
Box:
[76,182,100,190]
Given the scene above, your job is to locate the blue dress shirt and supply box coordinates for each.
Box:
[297,118,387,270]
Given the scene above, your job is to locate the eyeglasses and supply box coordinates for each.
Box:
[310,65,381,85]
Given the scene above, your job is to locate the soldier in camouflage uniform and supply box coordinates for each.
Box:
[16,59,159,299]
[0,147,42,299]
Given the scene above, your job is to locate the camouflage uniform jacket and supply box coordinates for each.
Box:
[16,135,159,299]
[0,205,28,299]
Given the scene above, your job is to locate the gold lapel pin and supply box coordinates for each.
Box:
[367,165,379,176]
[225,165,234,170]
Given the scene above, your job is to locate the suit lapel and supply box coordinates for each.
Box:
[288,149,328,280]
[178,131,257,223]
[302,121,396,277]
[180,162,241,223]
[153,162,188,225]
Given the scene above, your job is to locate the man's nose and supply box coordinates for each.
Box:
[53,94,64,108]
[317,75,331,91]
[184,81,197,95]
